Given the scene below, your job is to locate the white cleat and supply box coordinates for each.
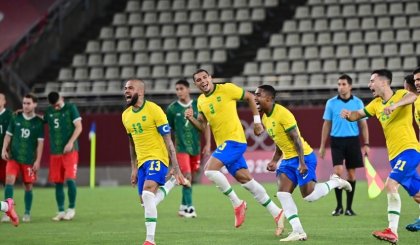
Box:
[280,231,308,242]
[275,209,285,236]
[178,205,187,217]
[183,206,197,218]
[52,211,66,221]
[1,213,10,223]
[330,174,352,192]
[22,214,31,222]
[63,208,75,220]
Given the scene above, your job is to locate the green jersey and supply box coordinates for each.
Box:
[0,108,12,152]
[167,100,201,155]
[7,113,44,165]
[44,103,81,154]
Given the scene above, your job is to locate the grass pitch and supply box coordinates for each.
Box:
[1,182,418,245]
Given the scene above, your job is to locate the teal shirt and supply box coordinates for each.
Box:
[0,108,12,152]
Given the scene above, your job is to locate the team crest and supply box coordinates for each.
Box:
[142,116,147,121]
[217,96,221,102]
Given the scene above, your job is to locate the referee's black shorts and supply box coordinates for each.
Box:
[330,136,364,169]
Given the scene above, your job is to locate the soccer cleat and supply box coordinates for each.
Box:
[274,209,285,236]
[279,231,308,242]
[234,201,247,228]
[372,228,398,244]
[406,218,420,232]
[143,241,155,245]
[1,214,10,222]
[332,207,344,216]
[344,209,356,216]
[183,206,197,218]
[63,208,76,220]
[330,174,352,192]
[22,214,31,222]
[5,198,19,227]
[178,205,187,217]
[52,211,66,221]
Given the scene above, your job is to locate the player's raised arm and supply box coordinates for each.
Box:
[340,108,366,122]
[128,135,138,186]
[185,109,207,132]
[162,134,185,185]
[383,91,417,115]
[243,91,264,136]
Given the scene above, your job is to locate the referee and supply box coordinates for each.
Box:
[319,74,370,216]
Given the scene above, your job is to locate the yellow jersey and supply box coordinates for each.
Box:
[364,89,420,160]
[262,104,313,159]
[197,83,246,146]
[122,100,169,167]
[414,96,420,129]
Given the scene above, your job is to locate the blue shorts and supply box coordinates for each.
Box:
[137,160,168,195]
[389,149,420,196]
[212,140,248,176]
[276,151,317,187]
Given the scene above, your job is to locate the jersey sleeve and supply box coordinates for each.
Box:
[166,104,175,129]
[225,83,245,101]
[121,112,130,134]
[6,115,16,136]
[280,109,297,132]
[37,119,45,140]
[322,100,332,121]
[363,100,376,118]
[154,104,171,135]
[70,104,82,123]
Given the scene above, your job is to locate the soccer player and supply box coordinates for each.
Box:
[1,93,44,223]
[254,85,352,241]
[0,93,12,186]
[44,92,82,221]
[319,74,370,216]
[185,69,285,236]
[406,69,420,232]
[0,198,19,226]
[166,79,211,218]
[122,79,186,245]
[340,69,420,244]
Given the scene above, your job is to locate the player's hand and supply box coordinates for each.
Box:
[202,144,211,156]
[184,107,194,120]
[363,144,370,156]
[32,161,40,172]
[1,150,9,161]
[254,123,264,136]
[340,109,351,120]
[298,162,308,175]
[63,143,73,153]
[383,105,396,115]
[318,146,325,159]
[130,168,138,187]
[266,160,277,172]
[172,167,187,186]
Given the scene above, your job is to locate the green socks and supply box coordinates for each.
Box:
[55,183,65,212]
[67,179,77,209]
[5,184,13,199]
[182,186,193,207]
[24,190,33,215]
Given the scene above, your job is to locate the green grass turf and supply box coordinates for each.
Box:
[1,182,418,245]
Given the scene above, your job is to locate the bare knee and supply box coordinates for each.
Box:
[234,169,252,184]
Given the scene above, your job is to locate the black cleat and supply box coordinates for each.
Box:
[332,207,343,216]
[345,209,356,216]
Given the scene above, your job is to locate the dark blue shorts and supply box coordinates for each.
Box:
[389,149,420,196]
[276,151,318,187]
[212,140,248,176]
[137,160,168,195]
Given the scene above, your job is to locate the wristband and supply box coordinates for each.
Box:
[253,115,261,124]
[364,143,370,147]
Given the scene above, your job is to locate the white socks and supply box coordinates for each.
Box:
[205,170,242,207]
[277,192,304,233]
[155,177,177,206]
[0,201,8,212]
[142,191,157,243]
[387,192,401,234]
[242,179,281,218]
[303,183,330,202]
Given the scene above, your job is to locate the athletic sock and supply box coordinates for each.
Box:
[205,170,242,207]
[155,177,177,206]
[24,190,33,215]
[303,182,332,202]
[0,201,8,212]
[335,188,343,209]
[277,192,304,233]
[387,193,401,235]
[66,179,77,209]
[346,180,356,210]
[242,179,281,218]
[142,191,157,244]
[5,184,13,199]
[183,186,193,207]
[55,183,65,212]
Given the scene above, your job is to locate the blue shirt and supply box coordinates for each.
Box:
[323,95,365,137]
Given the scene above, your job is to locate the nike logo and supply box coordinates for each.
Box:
[302,173,308,179]
[215,151,222,154]
[149,173,156,176]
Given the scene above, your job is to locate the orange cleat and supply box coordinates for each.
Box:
[143,241,155,245]
[234,201,247,228]
[275,209,285,236]
[5,198,19,227]
[372,228,398,244]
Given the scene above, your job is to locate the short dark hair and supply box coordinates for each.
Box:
[47,91,60,105]
[192,69,209,81]
[258,84,276,99]
[371,69,393,84]
[413,67,420,76]
[24,93,38,103]
[338,74,353,85]
[404,74,415,91]
[176,79,189,88]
